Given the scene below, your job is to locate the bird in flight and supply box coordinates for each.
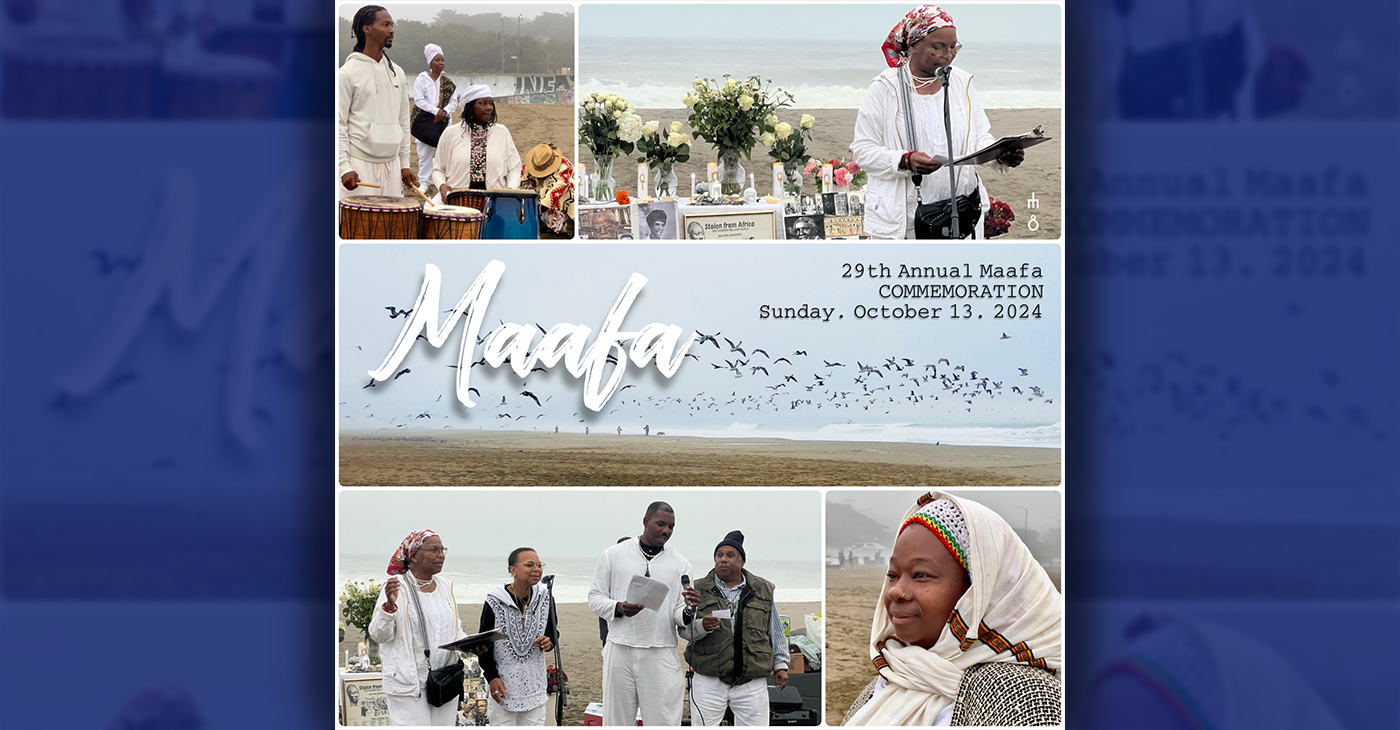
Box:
[385,306,413,318]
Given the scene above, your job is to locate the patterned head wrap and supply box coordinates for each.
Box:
[424,43,443,65]
[387,528,439,575]
[882,5,956,68]
[899,495,970,573]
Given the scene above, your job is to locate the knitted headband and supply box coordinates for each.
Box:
[898,495,969,573]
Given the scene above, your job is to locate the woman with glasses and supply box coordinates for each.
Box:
[369,529,470,726]
[479,548,559,726]
[851,5,1025,239]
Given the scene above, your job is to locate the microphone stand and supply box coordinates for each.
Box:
[542,574,567,726]
[938,65,960,238]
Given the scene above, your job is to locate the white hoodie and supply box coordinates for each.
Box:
[337,51,412,178]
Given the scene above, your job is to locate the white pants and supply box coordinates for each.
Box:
[689,674,770,726]
[416,140,436,188]
[386,692,458,726]
[339,156,404,199]
[602,642,684,726]
[487,697,547,726]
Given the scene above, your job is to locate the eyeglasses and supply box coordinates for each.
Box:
[419,546,447,555]
[924,42,963,56]
[516,561,546,570]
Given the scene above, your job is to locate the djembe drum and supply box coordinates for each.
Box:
[444,190,488,213]
[339,196,422,239]
[481,190,540,240]
[421,205,485,239]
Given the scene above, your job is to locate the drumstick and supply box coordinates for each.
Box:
[354,182,381,188]
[405,179,436,207]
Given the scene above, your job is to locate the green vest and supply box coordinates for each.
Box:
[684,569,776,683]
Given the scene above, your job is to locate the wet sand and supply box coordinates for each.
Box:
[339,599,821,725]
[338,430,1061,486]
[581,107,1061,240]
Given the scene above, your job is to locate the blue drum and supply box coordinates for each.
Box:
[481,190,540,240]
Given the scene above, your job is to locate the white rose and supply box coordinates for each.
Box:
[643,120,660,137]
[801,114,816,129]
[738,95,754,111]
[669,120,684,134]
[765,114,779,126]
[666,132,687,148]
[725,78,737,90]
[681,93,695,107]
[693,77,707,93]
[775,122,793,139]
[760,131,776,146]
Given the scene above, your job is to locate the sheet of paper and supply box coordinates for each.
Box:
[711,609,733,619]
[625,573,670,611]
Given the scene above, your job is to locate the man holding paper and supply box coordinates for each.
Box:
[679,531,791,726]
[587,501,699,726]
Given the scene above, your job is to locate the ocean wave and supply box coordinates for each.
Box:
[660,421,1062,448]
[578,80,1060,110]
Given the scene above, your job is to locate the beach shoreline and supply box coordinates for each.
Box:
[338,429,1061,486]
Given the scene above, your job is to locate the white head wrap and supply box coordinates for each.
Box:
[458,84,493,106]
[845,491,1063,726]
[423,43,443,65]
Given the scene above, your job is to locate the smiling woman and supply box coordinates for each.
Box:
[843,492,1063,726]
[479,547,559,726]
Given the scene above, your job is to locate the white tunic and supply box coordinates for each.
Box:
[587,537,692,648]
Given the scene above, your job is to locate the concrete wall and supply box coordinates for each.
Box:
[444,73,574,105]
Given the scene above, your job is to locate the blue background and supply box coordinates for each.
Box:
[1,0,1395,727]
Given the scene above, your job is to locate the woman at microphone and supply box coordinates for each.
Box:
[851,5,1024,239]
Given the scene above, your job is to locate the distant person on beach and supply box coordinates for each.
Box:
[844,493,1062,725]
[679,530,790,726]
[587,502,699,726]
[338,5,415,199]
[851,5,1024,239]
[411,43,457,195]
[370,529,472,726]
[434,85,523,200]
[479,547,558,726]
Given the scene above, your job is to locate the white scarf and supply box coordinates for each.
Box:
[846,492,1063,726]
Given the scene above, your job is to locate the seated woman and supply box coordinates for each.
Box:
[432,84,522,201]
[520,143,576,239]
[844,493,1062,726]
[479,547,558,726]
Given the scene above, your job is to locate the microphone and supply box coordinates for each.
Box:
[681,574,696,607]
[934,65,952,80]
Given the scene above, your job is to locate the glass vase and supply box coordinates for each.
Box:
[717,148,745,196]
[783,167,804,196]
[654,160,678,199]
[593,152,616,203]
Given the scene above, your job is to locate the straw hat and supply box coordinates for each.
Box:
[525,144,562,177]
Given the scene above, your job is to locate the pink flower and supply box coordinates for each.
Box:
[833,167,851,186]
[803,159,820,174]
[845,161,861,173]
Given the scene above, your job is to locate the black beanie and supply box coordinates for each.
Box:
[715,530,746,561]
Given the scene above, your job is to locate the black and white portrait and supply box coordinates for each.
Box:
[785,214,825,240]
[848,192,865,217]
[783,198,799,216]
[822,192,838,216]
[635,201,679,240]
[798,194,820,216]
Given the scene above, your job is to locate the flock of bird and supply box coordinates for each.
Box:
[341,309,1055,430]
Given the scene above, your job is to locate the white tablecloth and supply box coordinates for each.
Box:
[578,200,787,240]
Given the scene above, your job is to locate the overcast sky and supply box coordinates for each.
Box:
[340,489,821,561]
[579,3,1062,43]
[828,488,1060,538]
[337,3,572,24]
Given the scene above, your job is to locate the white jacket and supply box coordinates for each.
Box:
[336,51,412,178]
[430,123,523,191]
[851,65,996,239]
[368,575,467,698]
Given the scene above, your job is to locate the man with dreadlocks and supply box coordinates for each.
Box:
[338,5,416,199]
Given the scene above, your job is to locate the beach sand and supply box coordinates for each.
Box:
[581,108,1061,240]
[824,563,1064,719]
[338,430,1061,486]
[408,103,575,186]
[338,599,821,725]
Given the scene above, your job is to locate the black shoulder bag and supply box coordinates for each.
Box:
[406,578,465,707]
[898,67,980,239]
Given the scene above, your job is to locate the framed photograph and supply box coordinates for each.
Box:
[634,201,680,240]
[342,675,390,726]
[578,204,634,240]
[682,209,778,240]
[784,214,825,240]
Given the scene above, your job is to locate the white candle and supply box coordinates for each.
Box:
[707,162,719,183]
[772,162,784,198]
[637,163,650,201]
[821,163,834,193]
[577,163,588,202]
[690,172,697,197]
